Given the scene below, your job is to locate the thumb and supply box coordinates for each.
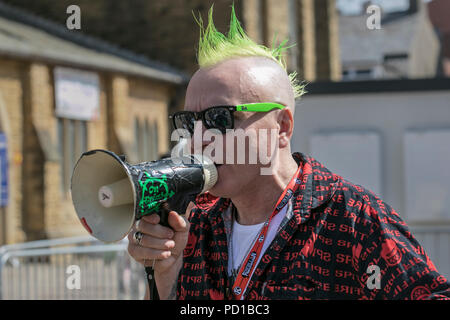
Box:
[168,210,189,233]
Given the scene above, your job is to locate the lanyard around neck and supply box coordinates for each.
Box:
[229,164,302,300]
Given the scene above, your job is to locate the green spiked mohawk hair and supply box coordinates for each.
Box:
[194,4,306,100]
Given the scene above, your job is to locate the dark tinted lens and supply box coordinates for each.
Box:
[204,108,233,132]
[174,113,195,134]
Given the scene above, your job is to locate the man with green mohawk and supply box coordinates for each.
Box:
[128,5,450,300]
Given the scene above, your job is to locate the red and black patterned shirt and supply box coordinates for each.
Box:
[177,152,450,300]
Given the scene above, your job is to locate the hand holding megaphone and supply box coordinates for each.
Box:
[127,206,190,299]
[127,183,195,273]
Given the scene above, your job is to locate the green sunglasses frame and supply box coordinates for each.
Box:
[235,102,285,112]
[170,102,285,134]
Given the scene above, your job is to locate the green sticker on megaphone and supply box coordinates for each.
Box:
[137,172,175,217]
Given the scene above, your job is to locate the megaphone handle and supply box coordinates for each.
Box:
[145,202,171,300]
[157,202,171,228]
[145,266,160,300]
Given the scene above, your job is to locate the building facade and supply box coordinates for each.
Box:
[0,0,342,81]
[0,3,186,244]
[339,0,440,81]
[0,0,345,245]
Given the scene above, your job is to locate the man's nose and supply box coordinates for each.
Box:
[190,120,209,152]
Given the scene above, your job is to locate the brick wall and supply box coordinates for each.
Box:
[296,0,316,81]
[0,56,175,243]
[314,0,342,81]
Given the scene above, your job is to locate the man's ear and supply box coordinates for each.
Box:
[277,108,294,148]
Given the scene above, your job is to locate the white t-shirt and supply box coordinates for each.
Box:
[227,204,288,297]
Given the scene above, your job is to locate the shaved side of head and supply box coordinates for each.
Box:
[186,56,295,114]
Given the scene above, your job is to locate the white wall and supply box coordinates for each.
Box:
[292,89,450,277]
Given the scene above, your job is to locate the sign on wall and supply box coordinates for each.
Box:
[54,67,100,121]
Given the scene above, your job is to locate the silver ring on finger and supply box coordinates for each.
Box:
[135,219,141,231]
[134,231,144,246]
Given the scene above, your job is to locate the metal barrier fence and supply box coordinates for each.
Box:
[0,236,147,300]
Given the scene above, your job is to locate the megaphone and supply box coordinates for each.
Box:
[71,149,218,243]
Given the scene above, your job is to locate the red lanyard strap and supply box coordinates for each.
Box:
[230,165,302,300]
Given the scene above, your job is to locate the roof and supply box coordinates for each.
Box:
[304,78,450,95]
[0,2,188,85]
[339,11,420,68]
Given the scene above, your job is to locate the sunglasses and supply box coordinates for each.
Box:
[170,102,285,135]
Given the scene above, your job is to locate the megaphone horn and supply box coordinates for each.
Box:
[71,149,217,243]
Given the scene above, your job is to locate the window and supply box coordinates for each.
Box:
[152,121,159,160]
[337,0,410,16]
[134,118,142,161]
[134,118,159,162]
[58,118,87,195]
[144,120,150,161]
